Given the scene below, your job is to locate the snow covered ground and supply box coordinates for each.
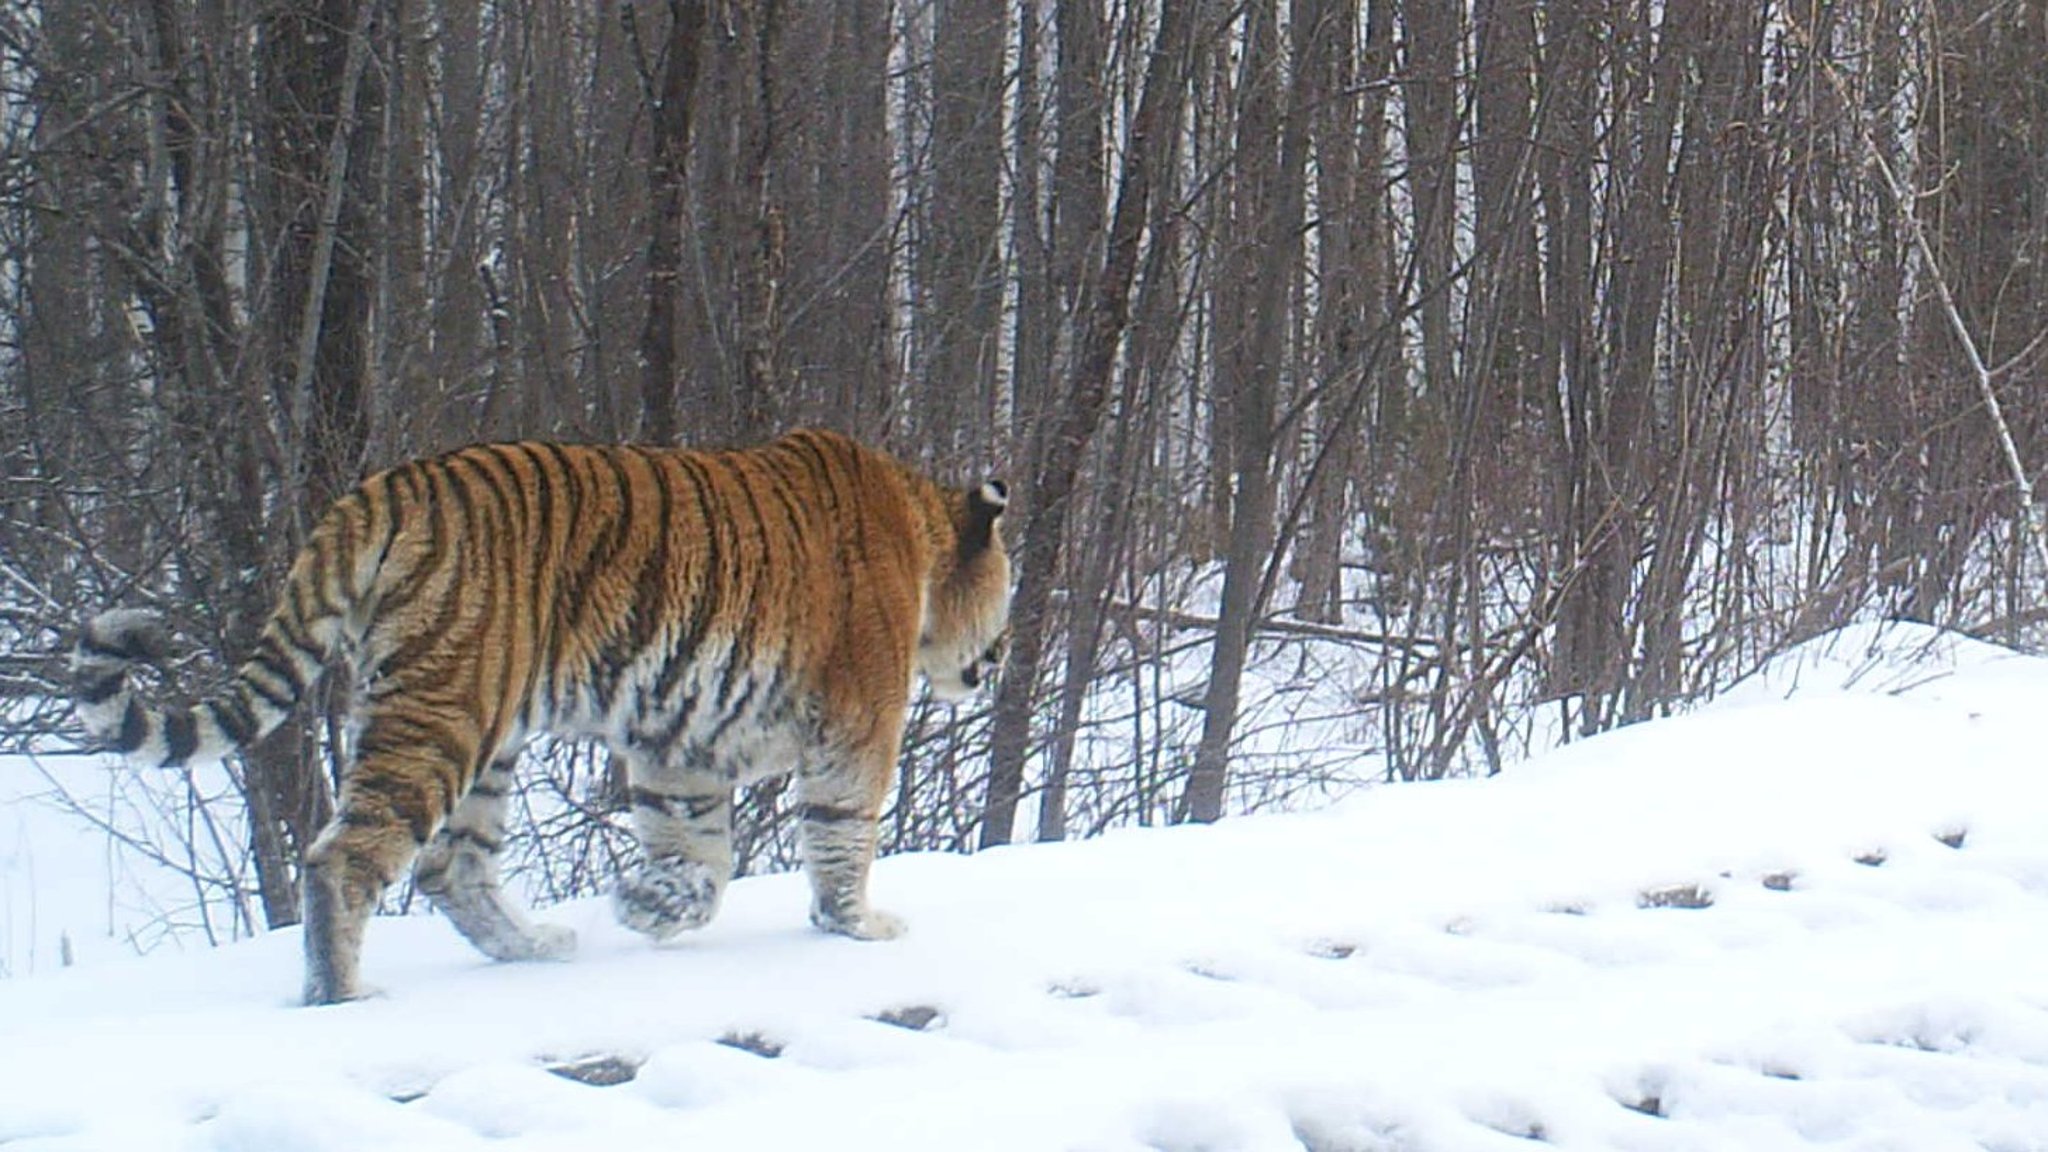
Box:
[6,621,2048,1150]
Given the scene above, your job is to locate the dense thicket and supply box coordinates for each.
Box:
[3,1,2044,929]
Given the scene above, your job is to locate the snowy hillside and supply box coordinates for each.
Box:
[7,622,2048,1150]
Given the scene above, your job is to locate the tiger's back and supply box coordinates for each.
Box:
[346,433,944,782]
[73,429,1012,1004]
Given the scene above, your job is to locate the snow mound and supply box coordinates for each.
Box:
[1715,618,2030,706]
[6,624,2048,1150]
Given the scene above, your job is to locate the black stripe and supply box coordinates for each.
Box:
[440,456,507,605]
[713,468,779,711]
[357,717,472,783]
[416,464,484,637]
[675,454,725,646]
[161,710,199,767]
[787,436,861,630]
[497,445,554,649]
[374,610,461,690]
[304,522,344,619]
[500,444,552,558]
[449,456,528,783]
[733,459,778,567]
[435,453,485,544]
[76,632,144,662]
[548,446,602,627]
[384,460,431,563]
[530,443,582,709]
[474,619,522,791]
[116,697,148,753]
[375,544,472,680]
[461,446,524,532]
[841,450,876,564]
[439,826,502,853]
[274,586,321,658]
[349,770,440,845]
[471,441,528,522]
[369,468,406,577]
[960,488,998,556]
[373,455,467,627]
[78,670,127,705]
[412,453,444,518]
[703,676,758,751]
[630,787,726,821]
[628,786,677,815]
[627,448,676,657]
[800,803,867,824]
[713,609,758,710]
[651,649,694,717]
[785,434,844,517]
[532,443,582,565]
[754,452,822,574]
[245,643,301,709]
[633,697,690,751]
[481,440,540,537]
[558,448,635,671]
[208,697,255,746]
[288,537,344,627]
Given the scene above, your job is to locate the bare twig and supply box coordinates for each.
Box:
[1102,600,1439,653]
[1784,9,2048,580]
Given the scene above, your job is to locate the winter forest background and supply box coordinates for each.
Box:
[1,1,2045,952]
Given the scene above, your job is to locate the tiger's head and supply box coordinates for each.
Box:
[919,479,1012,701]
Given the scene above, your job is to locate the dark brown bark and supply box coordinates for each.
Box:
[639,0,709,445]
[1182,0,1311,823]
[981,0,1196,847]
[919,0,1006,454]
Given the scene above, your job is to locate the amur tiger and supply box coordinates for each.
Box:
[71,429,1011,1005]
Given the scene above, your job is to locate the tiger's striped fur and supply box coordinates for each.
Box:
[72,429,1011,1004]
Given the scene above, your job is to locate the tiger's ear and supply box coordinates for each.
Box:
[961,480,1007,554]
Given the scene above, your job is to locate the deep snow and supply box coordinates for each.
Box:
[5,621,2048,1150]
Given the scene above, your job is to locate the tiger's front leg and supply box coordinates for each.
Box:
[613,769,734,941]
[797,768,903,941]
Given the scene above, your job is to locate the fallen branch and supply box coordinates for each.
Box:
[1103,600,1439,652]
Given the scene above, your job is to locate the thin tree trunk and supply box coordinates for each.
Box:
[920,0,1006,455]
[639,0,708,444]
[1182,0,1309,823]
[981,0,1195,847]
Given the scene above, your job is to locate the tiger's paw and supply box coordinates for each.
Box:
[517,922,578,961]
[811,904,907,942]
[614,858,722,941]
[302,979,382,1007]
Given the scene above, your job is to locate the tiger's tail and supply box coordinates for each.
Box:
[72,545,353,768]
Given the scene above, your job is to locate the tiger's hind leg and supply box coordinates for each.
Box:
[301,698,501,1004]
[798,750,904,942]
[301,755,444,1005]
[612,766,734,941]
[413,754,576,963]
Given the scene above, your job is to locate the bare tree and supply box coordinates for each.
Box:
[982,0,1199,846]
[637,0,710,445]
[1182,0,1310,822]
[5,0,2046,944]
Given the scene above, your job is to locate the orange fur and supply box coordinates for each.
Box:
[74,430,1011,1003]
